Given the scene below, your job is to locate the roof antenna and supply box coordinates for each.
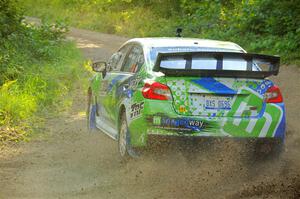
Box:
[176,27,183,37]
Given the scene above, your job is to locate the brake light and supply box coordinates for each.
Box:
[142,81,172,100]
[264,85,283,103]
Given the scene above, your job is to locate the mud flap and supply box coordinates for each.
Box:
[88,105,97,131]
[126,131,140,158]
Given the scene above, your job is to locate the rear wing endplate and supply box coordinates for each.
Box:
[153,51,280,79]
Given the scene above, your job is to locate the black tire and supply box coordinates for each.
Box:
[118,112,130,159]
[118,112,140,160]
[252,139,284,161]
[87,89,96,132]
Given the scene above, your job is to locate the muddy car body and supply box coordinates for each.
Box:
[87,38,286,157]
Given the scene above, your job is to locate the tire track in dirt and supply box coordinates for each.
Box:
[0,26,299,199]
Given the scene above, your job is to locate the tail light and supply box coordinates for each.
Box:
[264,85,283,103]
[142,81,172,100]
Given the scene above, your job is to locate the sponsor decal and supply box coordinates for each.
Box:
[128,77,142,90]
[116,77,142,98]
[126,89,133,98]
[249,79,273,95]
[179,105,186,113]
[130,102,144,119]
[107,75,124,92]
[149,114,208,132]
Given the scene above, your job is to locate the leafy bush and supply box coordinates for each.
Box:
[0,0,23,38]
[0,0,83,143]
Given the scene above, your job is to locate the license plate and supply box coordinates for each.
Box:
[205,96,232,110]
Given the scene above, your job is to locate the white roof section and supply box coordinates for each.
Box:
[126,37,244,51]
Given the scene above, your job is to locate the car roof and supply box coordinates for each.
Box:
[126,37,244,51]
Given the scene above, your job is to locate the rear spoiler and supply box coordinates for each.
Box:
[153,51,280,79]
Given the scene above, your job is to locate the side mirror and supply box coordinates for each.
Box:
[92,61,107,72]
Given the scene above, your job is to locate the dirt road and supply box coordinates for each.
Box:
[0,27,299,199]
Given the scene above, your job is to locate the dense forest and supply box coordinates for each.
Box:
[24,0,300,63]
[0,0,83,143]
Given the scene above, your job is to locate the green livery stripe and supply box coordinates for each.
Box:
[222,88,282,137]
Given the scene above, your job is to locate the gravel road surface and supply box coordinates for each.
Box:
[0,26,299,199]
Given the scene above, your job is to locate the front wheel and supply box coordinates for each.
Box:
[87,89,96,131]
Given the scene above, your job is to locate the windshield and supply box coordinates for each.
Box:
[150,47,261,71]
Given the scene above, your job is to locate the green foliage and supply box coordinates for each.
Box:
[23,0,300,63]
[0,0,23,38]
[0,21,69,84]
[0,0,83,143]
[0,41,80,122]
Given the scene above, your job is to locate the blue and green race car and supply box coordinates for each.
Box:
[87,38,286,158]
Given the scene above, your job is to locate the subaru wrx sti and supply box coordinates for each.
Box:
[87,38,285,158]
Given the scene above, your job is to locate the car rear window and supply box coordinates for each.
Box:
[149,46,262,71]
[149,47,243,62]
[159,55,260,71]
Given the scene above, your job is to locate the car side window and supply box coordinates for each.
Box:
[108,45,130,72]
[122,45,144,73]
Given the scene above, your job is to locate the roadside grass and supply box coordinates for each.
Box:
[21,1,177,36]
[0,21,87,145]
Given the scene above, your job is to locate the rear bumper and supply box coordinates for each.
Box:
[128,100,286,147]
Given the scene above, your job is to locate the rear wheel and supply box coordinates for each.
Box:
[252,139,284,161]
[118,112,140,159]
[119,113,130,159]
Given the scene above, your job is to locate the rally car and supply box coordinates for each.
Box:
[87,38,286,158]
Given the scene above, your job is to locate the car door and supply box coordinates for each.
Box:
[109,44,145,123]
[96,44,131,137]
[96,43,145,137]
